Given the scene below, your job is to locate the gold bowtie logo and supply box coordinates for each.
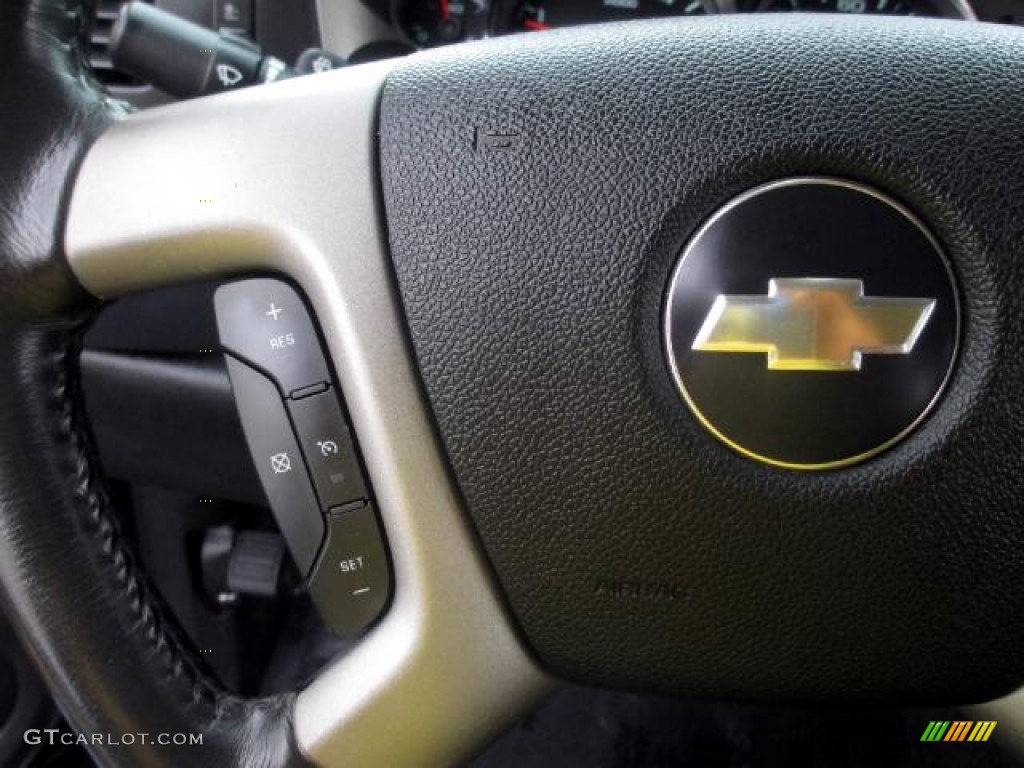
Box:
[692,278,935,371]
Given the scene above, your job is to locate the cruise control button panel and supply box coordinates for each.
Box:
[215,278,331,396]
[218,277,391,636]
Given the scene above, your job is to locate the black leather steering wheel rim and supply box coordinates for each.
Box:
[0,1,306,765]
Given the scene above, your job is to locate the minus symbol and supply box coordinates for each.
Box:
[352,587,370,595]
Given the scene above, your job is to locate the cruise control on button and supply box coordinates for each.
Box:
[288,390,367,510]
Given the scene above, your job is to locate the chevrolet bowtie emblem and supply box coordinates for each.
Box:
[691,278,935,371]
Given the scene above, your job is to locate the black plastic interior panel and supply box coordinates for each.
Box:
[253,0,319,61]
[379,17,1024,701]
[82,280,270,503]
[85,280,220,354]
[81,349,263,505]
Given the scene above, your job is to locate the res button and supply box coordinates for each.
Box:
[215,278,331,396]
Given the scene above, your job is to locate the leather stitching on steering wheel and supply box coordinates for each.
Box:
[0,1,309,764]
[60,325,220,708]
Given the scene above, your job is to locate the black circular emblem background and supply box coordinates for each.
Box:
[664,178,959,469]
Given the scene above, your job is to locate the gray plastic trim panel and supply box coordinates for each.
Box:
[316,0,402,57]
[64,60,551,767]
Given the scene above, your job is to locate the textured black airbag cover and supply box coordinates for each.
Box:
[379,17,1024,701]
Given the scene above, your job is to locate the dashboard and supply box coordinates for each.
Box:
[376,0,1024,48]
[90,0,1024,108]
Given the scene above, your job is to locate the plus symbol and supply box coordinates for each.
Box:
[266,303,283,321]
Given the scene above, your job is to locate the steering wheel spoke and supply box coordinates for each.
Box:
[65,61,549,765]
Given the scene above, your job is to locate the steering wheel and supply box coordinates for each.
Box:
[2,0,1023,764]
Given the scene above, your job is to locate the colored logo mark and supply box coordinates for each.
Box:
[921,720,997,742]
[691,278,934,372]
